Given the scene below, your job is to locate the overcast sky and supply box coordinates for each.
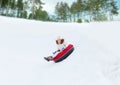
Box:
[42,0,120,16]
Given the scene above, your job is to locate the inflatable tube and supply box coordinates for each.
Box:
[52,44,74,63]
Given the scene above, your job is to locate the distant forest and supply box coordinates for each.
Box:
[0,0,119,22]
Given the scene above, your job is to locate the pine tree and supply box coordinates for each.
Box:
[30,0,44,19]
[109,0,119,20]
[70,2,78,22]
[0,0,2,8]
[0,0,8,15]
[22,1,28,18]
[55,2,69,22]
[0,0,3,14]
[16,0,23,17]
[76,0,84,19]
[6,0,10,16]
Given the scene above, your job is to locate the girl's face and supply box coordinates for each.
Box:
[57,39,61,44]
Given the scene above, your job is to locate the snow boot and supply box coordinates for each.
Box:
[44,56,53,62]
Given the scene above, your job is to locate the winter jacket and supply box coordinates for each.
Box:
[56,39,66,51]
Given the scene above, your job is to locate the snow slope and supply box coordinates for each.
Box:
[0,16,120,85]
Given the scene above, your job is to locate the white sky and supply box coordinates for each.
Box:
[42,0,76,15]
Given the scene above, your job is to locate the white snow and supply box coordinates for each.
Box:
[0,16,120,85]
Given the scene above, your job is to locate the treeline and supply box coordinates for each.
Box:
[0,0,119,22]
[0,0,49,21]
[55,0,119,22]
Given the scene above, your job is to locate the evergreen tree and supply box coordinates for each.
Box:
[0,0,8,15]
[76,0,84,19]
[0,0,2,8]
[85,0,95,21]
[0,0,3,14]
[55,2,69,22]
[21,1,29,18]
[39,10,48,21]
[70,2,78,22]
[55,2,60,19]
[109,0,119,20]
[63,2,69,22]
[16,0,23,17]
[29,0,44,19]
[6,0,10,16]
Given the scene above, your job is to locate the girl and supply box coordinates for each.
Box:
[44,36,66,61]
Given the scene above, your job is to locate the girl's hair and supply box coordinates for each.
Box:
[56,39,64,44]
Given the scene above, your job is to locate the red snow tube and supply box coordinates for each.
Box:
[52,44,74,63]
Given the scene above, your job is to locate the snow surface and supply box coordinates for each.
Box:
[0,16,120,85]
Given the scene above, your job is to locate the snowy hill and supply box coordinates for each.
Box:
[0,16,120,85]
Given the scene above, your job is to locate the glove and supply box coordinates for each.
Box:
[53,51,57,54]
[53,50,60,54]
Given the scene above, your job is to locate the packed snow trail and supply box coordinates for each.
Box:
[0,16,120,85]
